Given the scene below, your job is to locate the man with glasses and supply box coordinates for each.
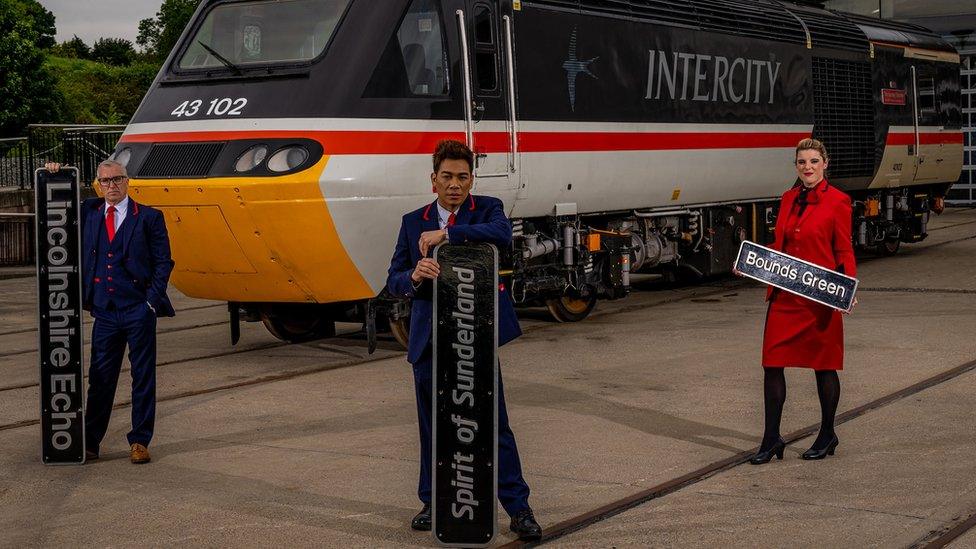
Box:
[46,160,175,464]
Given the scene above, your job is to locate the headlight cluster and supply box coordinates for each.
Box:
[234,145,309,173]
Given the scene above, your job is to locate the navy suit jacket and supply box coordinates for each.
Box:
[81,197,176,317]
[387,194,522,364]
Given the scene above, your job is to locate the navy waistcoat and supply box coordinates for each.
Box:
[93,219,145,310]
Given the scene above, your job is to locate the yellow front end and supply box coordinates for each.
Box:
[129,158,374,304]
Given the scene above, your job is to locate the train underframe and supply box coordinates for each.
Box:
[231,182,951,348]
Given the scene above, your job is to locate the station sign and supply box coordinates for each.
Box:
[34,168,86,465]
[432,243,498,547]
[735,240,858,312]
[882,88,907,106]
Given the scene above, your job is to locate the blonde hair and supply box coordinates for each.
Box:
[795,138,828,162]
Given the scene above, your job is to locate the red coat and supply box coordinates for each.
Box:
[762,180,856,371]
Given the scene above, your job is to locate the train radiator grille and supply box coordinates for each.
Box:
[137,143,225,179]
[812,57,875,180]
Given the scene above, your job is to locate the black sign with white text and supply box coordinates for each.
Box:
[735,241,858,311]
[432,243,498,547]
[35,168,86,465]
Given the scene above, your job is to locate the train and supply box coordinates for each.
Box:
[111,0,963,347]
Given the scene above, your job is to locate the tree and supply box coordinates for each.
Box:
[50,35,91,59]
[92,37,136,66]
[0,0,63,136]
[14,0,55,49]
[137,0,202,60]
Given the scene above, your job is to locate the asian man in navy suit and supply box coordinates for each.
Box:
[386,140,542,541]
[47,160,175,464]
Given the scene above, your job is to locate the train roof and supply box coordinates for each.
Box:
[528,1,869,53]
[832,11,958,54]
[528,1,957,56]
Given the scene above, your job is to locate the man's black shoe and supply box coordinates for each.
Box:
[411,504,431,531]
[85,449,98,462]
[510,509,542,541]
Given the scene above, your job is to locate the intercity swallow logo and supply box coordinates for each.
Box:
[562,27,599,112]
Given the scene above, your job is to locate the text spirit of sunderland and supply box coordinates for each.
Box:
[646,50,782,104]
[44,182,81,451]
[744,250,848,299]
[449,266,483,522]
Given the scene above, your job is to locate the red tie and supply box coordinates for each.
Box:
[106,205,116,242]
[447,212,456,227]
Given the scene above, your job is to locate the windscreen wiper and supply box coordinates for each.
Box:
[197,41,243,75]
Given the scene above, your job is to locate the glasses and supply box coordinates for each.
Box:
[97,175,127,187]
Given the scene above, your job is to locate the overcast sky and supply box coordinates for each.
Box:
[40,0,162,47]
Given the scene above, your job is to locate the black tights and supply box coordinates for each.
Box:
[760,368,840,451]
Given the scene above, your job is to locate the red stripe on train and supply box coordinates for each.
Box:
[120,130,812,153]
[886,132,964,146]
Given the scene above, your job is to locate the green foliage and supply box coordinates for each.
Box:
[14,0,55,49]
[50,35,91,60]
[137,0,203,61]
[0,0,64,137]
[92,37,136,66]
[46,56,159,126]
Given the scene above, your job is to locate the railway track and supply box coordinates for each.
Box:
[499,356,976,548]
[912,512,976,548]
[0,320,230,361]
[0,281,744,433]
[0,303,225,339]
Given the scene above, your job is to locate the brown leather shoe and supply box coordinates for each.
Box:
[129,443,151,464]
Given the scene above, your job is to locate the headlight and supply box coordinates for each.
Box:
[234,145,269,173]
[267,146,309,173]
[113,147,132,168]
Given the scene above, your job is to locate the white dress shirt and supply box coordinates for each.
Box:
[104,196,129,232]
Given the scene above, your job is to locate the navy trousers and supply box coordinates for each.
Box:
[412,351,531,517]
[85,303,157,452]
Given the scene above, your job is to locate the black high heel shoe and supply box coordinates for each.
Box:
[801,435,839,460]
[749,438,785,465]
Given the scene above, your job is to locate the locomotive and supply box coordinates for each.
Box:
[112,0,963,345]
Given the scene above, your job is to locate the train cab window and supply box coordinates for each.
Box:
[363,0,449,97]
[177,0,351,70]
[473,4,498,93]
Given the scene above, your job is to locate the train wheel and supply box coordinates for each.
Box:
[876,238,900,256]
[546,294,597,323]
[261,306,336,343]
[389,315,410,350]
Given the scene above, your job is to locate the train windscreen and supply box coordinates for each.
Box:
[177,0,351,70]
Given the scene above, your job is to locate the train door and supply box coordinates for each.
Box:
[911,63,946,183]
[456,1,519,197]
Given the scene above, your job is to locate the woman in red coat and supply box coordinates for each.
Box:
[749,138,857,464]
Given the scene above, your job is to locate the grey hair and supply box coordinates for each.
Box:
[98,159,128,178]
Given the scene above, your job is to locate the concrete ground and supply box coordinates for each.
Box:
[1,209,975,548]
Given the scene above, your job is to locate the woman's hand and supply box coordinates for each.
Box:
[844,297,858,315]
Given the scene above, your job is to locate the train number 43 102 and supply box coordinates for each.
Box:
[171,98,248,118]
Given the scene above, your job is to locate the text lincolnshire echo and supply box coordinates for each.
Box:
[744,250,847,299]
[44,182,82,451]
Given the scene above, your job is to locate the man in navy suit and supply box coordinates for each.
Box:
[49,160,175,464]
[386,141,542,541]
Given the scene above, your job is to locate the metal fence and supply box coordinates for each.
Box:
[0,125,124,189]
[0,216,34,266]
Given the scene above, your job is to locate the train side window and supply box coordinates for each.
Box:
[918,77,937,117]
[473,4,498,93]
[363,0,448,98]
